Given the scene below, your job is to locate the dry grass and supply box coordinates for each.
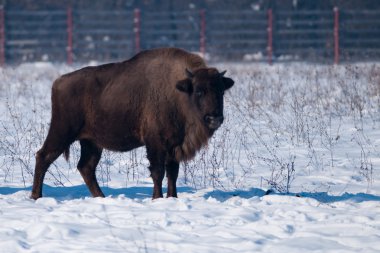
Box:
[1,63,380,192]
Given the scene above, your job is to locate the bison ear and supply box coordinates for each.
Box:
[176,79,193,94]
[223,77,234,90]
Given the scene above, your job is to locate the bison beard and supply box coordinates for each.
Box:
[31,47,234,200]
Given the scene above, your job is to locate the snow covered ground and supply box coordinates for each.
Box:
[1,62,380,252]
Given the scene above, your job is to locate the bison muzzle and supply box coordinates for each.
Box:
[31,47,234,200]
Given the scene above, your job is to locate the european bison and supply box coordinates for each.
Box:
[31,47,234,200]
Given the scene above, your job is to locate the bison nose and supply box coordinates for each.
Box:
[205,115,224,129]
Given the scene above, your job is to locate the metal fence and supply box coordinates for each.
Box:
[0,6,379,65]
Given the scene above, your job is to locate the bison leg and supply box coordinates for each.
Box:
[31,148,64,200]
[165,157,179,198]
[31,122,75,200]
[146,146,165,199]
[77,140,104,197]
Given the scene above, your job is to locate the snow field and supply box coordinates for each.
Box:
[1,62,380,252]
[1,188,379,252]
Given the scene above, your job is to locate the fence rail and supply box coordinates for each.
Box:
[0,7,379,65]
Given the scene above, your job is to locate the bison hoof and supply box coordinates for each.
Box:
[152,194,163,199]
[30,193,42,200]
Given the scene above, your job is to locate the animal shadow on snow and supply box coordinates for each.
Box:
[204,188,380,203]
[204,188,267,202]
[0,184,194,201]
[1,186,380,203]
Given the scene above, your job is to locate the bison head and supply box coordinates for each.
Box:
[176,68,234,131]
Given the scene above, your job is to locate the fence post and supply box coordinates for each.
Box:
[334,7,339,64]
[66,6,73,65]
[0,6,5,66]
[134,8,141,54]
[200,9,206,57]
[267,9,273,65]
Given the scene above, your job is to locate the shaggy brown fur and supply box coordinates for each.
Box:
[31,47,234,200]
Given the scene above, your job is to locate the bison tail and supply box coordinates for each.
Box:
[63,147,70,161]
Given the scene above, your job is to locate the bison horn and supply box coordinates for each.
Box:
[185,68,194,79]
[220,70,227,76]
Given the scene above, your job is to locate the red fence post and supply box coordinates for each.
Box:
[66,6,73,65]
[0,6,5,66]
[267,9,273,65]
[200,9,206,57]
[134,8,141,54]
[334,7,339,64]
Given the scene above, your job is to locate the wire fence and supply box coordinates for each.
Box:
[0,6,379,65]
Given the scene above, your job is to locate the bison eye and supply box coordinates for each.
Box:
[195,90,205,97]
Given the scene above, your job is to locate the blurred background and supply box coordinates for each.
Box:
[0,0,379,64]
